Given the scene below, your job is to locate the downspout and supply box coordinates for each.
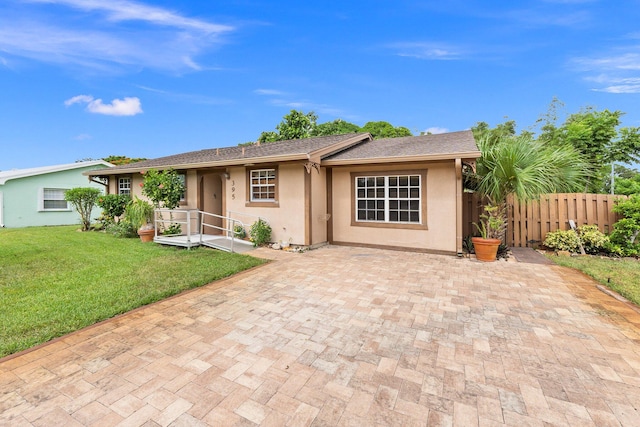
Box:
[455,159,463,256]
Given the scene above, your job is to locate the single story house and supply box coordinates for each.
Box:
[0,160,112,228]
[87,131,480,255]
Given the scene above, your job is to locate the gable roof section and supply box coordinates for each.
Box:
[0,160,112,185]
[322,130,480,165]
[89,133,372,176]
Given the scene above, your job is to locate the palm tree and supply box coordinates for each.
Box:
[470,134,590,241]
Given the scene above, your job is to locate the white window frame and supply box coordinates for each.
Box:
[250,168,276,202]
[39,188,70,211]
[355,174,422,224]
[118,177,131,195]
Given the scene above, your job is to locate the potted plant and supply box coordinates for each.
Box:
[125,197,155,242]
[472,204,506,262]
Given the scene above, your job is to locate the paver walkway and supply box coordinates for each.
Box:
[1,246,640,426]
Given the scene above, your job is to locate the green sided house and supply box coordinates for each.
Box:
[0,160,112,228]
[86,131,479,255]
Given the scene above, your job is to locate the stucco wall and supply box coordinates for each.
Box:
[1,165,109,228]
[311,167,328,245]
[225,164,307,245]
[330,162,458,253]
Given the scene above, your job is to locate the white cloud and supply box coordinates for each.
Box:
[0,0,234,73]
[65,95,143,116]
[26,0,232,33]
[387,42,463,60]
[423,127,449,135]
[255,89,285,96]
[64,95,94,106]
[572,49,640,93]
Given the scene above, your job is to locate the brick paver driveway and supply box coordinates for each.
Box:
[2,246,640,426]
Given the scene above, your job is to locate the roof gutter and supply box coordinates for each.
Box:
[321,151,482,166]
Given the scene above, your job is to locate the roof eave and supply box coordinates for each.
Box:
[85,153,313,176]
[321,151,482,166]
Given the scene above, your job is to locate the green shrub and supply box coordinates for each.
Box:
[543,229,580,252]
[105,219,138,238]
[249,219,272,246]
[233,225,246,239]
[97,194,130,224]
[610,195,640,256]
[578,225,609,254]
[544,225,610,254]
[64,187,103,231]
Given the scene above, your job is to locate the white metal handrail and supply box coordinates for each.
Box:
[154,208,199,243]
[200,211,246,253]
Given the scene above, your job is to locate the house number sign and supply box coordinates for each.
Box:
[231,180,235,200]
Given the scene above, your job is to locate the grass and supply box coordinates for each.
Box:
[547,254,640,307]
[0,226,266,358]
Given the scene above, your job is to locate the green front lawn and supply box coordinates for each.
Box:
[0,226,266,358]
[547,255,640,307]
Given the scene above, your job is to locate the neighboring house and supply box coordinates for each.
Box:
[86,132,480,254]
[0,160,112,228]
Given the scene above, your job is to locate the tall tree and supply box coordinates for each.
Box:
[312,119,361,136]
[538,107,640,192]
[360,121,412,139]
[103,155,147,165]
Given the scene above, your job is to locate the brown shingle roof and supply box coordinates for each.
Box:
[87,130,479,176]
[90,133,371,175]
[323,130,479,164]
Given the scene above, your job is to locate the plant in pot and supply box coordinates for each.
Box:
[472,204,506,262]
[125,197,155,242]
[467,132,590,261]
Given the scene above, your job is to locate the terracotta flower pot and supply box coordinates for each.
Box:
[137,228,155,243]
[472,237,501,262]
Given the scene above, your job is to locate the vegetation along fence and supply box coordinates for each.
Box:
[463,193,627,247]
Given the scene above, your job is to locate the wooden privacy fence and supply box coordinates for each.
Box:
[463,193,627,247]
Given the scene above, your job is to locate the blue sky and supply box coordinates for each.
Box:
[1,0,639,170]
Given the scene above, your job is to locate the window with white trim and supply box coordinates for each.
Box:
[355,175,421,223]
[41,188,69,211]
[118,177,131,195]
[250,169,276,201]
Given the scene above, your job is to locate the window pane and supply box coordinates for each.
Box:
[367,200,375,209]
[410,176,419,186]
[357,200,366,209]
[389,188,397,198]
[357,211,366,220]
[357,177,365,187]
[400,211,409,222]
[389,177,397,186]
[376,177,385,186]
[366,177,375,186]
[410,188,419,198]
[410,212,419,222]
[367,189,375,198]
[389,211,398,221]
[410,200,419,210]
[251,169,276,201]
[357,189,365,198]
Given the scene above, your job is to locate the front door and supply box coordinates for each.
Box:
[199,173,223,235]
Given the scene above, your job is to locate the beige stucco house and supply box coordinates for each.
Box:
[87,131,480,255]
